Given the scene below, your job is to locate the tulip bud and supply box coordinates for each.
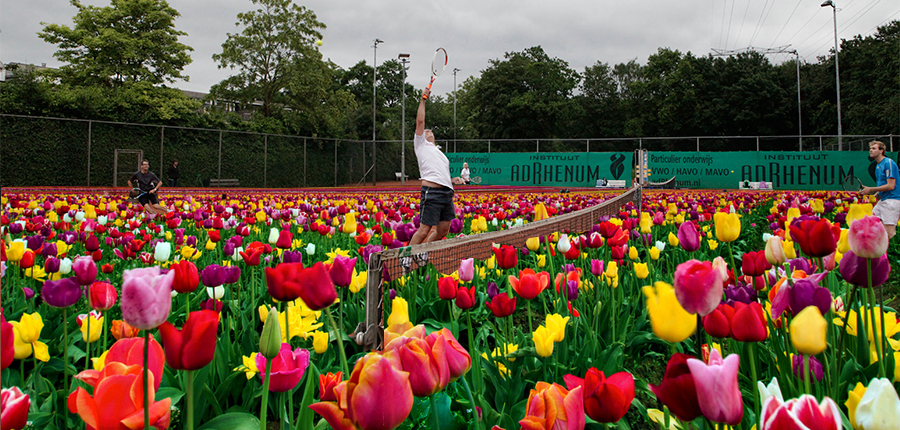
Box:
[260,307,282,359]
[789,306,827,355]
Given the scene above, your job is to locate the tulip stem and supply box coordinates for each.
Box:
[868,286,887,379]
[325,307,349,375]
[86,314,92,371]
[284,301,291,347]
[466,311,484,394]
[260,362,271,430]
[459,375,482,430]
[748,342,759,429]
[144,331,150,430]
[429,394,441,430]
[62,307,70,430]
[526,300,533,333]
[185,370,195,430]
[102,311,108,352]
[803,354,812,395]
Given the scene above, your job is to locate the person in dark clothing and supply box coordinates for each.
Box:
[167,160,180,187]
[128,159,169,215]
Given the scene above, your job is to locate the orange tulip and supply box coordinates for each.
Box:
[519,381,585,430]
[310,353,413,430]
[68,362,172,430]
[509,269,550,300]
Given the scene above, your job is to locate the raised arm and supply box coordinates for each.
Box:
[415,88,430,136]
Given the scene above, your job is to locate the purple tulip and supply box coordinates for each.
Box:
[449,218,463,234]
[8,223,22,235]
[23,286,34,300]
[724,282,755,306]
[283,250,304,264]
[677,222,701,252]
[566,280,579,300]
[360,245,383,265]
[486,282,500,299]
[223,242,236,258]
[200,265,226,287]
[42,277,82,308]
[223,266,241,284]
[389,289,397,300]
[788,279,832,317]
[788,258,816,274]
[120,266,174,330]
[186,236,198,247]
[45,257,60,274]
[839,251,891,287]
[41,242,58,258]
[25,235,44,251]
[72,256,97,286]
[200,298,223,312]
[792,355,824,383]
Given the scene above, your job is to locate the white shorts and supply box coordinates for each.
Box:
[873,199,900,226]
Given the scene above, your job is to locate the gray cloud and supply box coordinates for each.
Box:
[2,0,896,96]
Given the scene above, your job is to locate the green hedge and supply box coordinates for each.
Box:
[0,116,422,187]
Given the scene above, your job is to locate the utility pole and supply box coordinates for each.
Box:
[453,68,460,153]
[399,53,410,185]
[372,38,383,185]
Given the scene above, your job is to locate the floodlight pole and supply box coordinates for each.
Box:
[399,53,410,185]
[793,50,803,150]
[373,38,383,185]
[453,68,460,152]
[822,0,842,150]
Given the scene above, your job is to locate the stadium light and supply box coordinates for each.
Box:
[453,68,461,152]
[821,1,842,151]
[373,38,384,185]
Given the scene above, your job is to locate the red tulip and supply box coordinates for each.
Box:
[485,294,517,318]
[318,371,342,402]
[275,229,292,249]
[741,250,772,277]
[606,229,629,247]
[492,245,518,270]
[89,281,118,311]
[438,276,458,301]
[19,250,34,269]
[101,263,114,274]
[1,387,30,430]
[171,260,200,294]
[702,303,734,338]
[426,328,472,382]
[649,353,703,422]
[239,246,264,266]
[265,262,336,310]
[1,310,14,370]
[158,310,219,370]
[731,302,768,342]
[598,222,620,238]
[455,286,476,310]
[509,269,550,300]
[564,244,581,260]
[564,368,635,423]
[208,229,221,243]
[789,219,837,257]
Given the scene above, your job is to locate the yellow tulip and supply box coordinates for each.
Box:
[10,312,42,344]
[707,239,719,251]
[312,331,329,354]
[486,255,496,270]
[80,314,104,343]
[674,213,685,225]
[536,254,546,268]
[255,210,267,223]
[642,282,696,343]
[235,353,260,380]
[6,240,25,262]
[11,313,50,361]
[790,306,827,355]
[55,240,69,256]
[181,246,201,260]
[349,270,367,294]
[634,262,649,279]
[649,247,661,260]
[667,232,679,247]
[846,203,874,227]
[714,212,741,243]
[640,218,652,234]
[628,246,639,260]
[205,239,217,251]
[533,203,550,221]
[837,229,850,254]
[786,207,801,228]
[783,240,796,259]
[258,302,324,342]
[810,199,825,213]
[544,314,570,342]
[342,213,357,234]
[526,237,541,252]
[91,349,109,371]
[846,382,867,429]
[533,326,555,357]
[387,297,410,328]
[605,261,618,279]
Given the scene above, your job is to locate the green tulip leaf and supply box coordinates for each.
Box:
[156,387,184,405]
[196,412,260,430]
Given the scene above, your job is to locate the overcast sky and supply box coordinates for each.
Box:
[2,0,898,96]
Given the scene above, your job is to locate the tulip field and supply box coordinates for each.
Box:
[2,186,900,430]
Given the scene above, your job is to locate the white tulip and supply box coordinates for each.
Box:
[268,227,279,245]
[59,257,73,275]
[207,286,225,300]
[305,243,316,256]
[154,242,172,263]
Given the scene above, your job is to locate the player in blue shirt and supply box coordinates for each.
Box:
[861,140,900,239]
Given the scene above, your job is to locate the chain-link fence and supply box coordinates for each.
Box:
[1,114,895,187]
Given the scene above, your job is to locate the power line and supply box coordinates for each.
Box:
[725,0,737,49]
[735,0,754,49]
[749,0,777,47]
[768,0,806,48]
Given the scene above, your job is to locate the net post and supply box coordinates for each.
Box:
[360,251,385,351]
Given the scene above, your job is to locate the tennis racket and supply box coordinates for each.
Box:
[127,188,149,204]
[841,175,863,192]
[423,48,448,99]
[470,176,482,185]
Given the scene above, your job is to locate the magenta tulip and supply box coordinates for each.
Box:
[848,215,889,258]
[686,349,743,426]
[120,267,174,330]
[42,277,82,308]
[72,256,97,286]
[255,343,310,392]
[330,255,357,288]
[673,259,724,316]
[677,221,701,252]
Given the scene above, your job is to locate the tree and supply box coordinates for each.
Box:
[38,0,193,87]
[463,46,579,140]
[211,0,325,118]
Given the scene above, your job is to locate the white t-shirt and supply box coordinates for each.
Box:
[414,133,453,189]
[460,168,470,181]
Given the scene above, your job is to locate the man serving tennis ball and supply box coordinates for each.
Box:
[409,87,455,244]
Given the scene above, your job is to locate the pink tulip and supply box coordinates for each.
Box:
[330,256,357,288]
[458,258,475,282]
[848,215,889,258]
[383,335,449,397]
[686,349,743,425]
[426,328,472,382]
[1,387,30,430]
[677,221,701,252]
[120,267,174,330]
[590,259,604,277]
[72,256,98,286]
[760,395,840,430]
[673,259,724,316]
[255,343,310,392]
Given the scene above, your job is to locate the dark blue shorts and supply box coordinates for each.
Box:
[419,186,455,226]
